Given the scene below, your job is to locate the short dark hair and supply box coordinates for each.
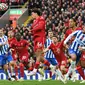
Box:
[31,9,41,16]
[15,33,21,37]
[48,30,53,33]
[52,35,58,38]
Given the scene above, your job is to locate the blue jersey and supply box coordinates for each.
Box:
[64,30,85,54]
[0,35,13,65]
[0,35,9,55]
[44,38,55,58]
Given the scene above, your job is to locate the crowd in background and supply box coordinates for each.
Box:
[1,0,85,62]
[0,0,28,5]
[28,0,85,40]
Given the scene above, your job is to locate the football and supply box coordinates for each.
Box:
[0,3,8,11]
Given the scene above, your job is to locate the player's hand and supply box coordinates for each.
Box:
[64,44,69,49]
[79,46,83,51]
[11,48,15,51]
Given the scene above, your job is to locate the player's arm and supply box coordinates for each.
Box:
[79,46,85,51]
[43,48,49,53]
[64,30,79,48]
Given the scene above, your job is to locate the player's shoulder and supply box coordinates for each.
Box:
[39,16,45,21]
[66,28,71,32]
[76,27,82,30]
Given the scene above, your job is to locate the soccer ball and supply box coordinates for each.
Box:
[11,77,15,81]
[0,3,8,11]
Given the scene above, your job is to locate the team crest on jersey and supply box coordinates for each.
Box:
[83,55,85,59]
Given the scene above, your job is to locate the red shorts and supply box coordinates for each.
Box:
[34,37,45,52]
[19,52,29,63]
[80,51,85,61]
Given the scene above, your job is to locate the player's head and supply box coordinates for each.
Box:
[31,9,41,19]
[52,35,58,43]
[48,30,53,39]
[0,28,4,37]
[8,30,14,38]
[69,19,75,28]
[15,33,21,41]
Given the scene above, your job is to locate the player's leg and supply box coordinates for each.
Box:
[18,62,24,81]
[2,58,12,80]
[12,53,18,79]
[60,61,68,75]
[27,48,50,76]
[7,54,18,80]
[76,60,85,83]
[65,50,77,81]
[47,58,58,78]
[55,65,66,84]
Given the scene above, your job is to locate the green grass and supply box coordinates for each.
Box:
[0,80,84,85]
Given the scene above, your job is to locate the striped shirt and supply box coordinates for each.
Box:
[44,38,55,58]
[64,30,85,54]
[0,35,9,55]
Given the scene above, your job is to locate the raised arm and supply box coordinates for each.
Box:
[64,30,79,45]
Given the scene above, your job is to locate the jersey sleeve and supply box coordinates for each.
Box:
[64,30,79,44]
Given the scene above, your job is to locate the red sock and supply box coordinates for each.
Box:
[44,60,50,67]
[76,66,85,79]
[15,66,18,76]
[49,71,52,78]
[20,63,24,77]
[34,62,40,69]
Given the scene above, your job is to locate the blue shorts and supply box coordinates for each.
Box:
[0,53,13,65]
[68,49,81,63]
[0,56,3,65]
[46,58,58,66]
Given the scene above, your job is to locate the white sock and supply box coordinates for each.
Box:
[7,70,11,78]
[51,65,56,76]
[70,61,76,69]
[66,61,76,78]
[33,68,37,72]
[56,69,63,80]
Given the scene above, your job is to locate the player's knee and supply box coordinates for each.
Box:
[19,63,24,67]
[3,64,8,70]
[60,65,65,71]
[9,61,15,66]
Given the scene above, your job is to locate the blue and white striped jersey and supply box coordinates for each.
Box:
[44,38,55,58]
[0,35,9,55]
[64,30,85,54]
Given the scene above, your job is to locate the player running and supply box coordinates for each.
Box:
[43,35,67,83]
[64,25,85,83]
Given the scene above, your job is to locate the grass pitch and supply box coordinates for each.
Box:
[0,80,84,85]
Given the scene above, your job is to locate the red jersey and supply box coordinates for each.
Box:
[8,37,17,61]
[31,16,46,51]
[65,27,82,38]
[49,41,67,65]
[80,51,85,61]
[15,39,30,63]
